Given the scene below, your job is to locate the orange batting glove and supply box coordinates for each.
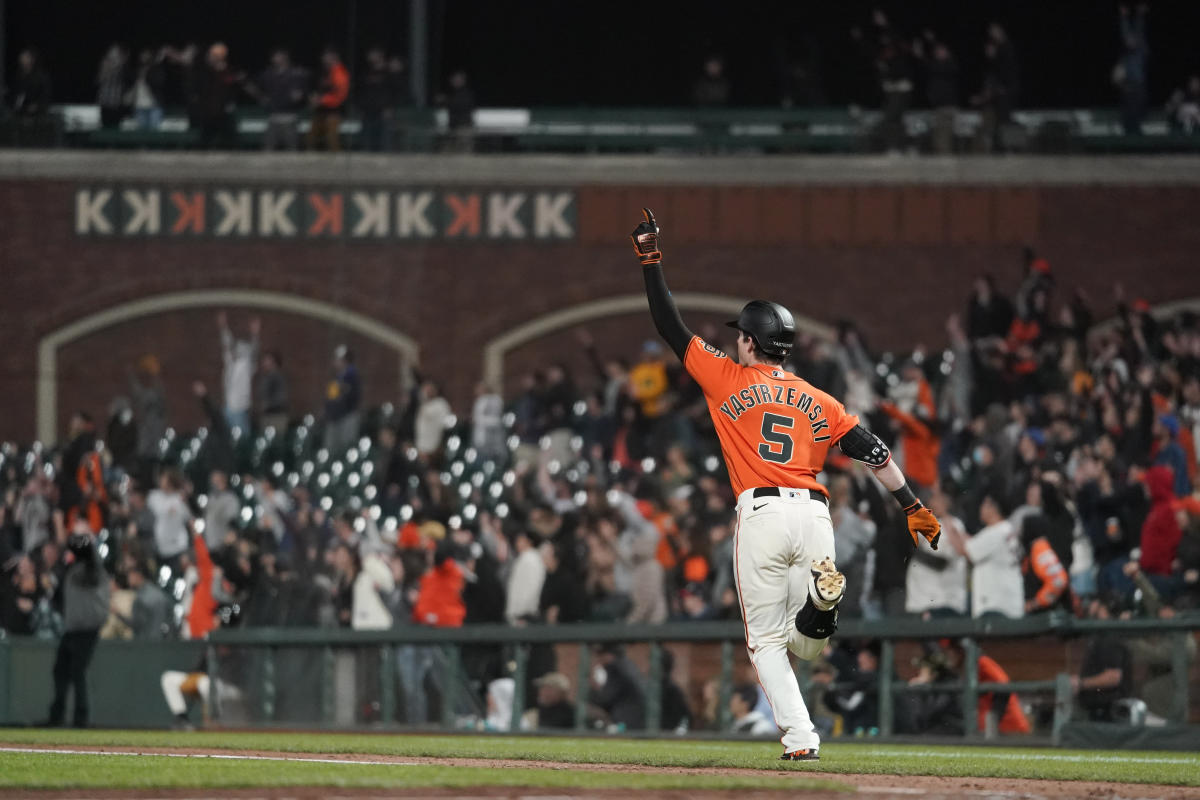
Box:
[630,207,662,265]
[904,501,942,550]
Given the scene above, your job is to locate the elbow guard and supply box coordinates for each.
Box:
[837,424,891,468]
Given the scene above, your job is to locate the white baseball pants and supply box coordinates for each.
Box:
[161,670,210,716]
[733,488,837,752]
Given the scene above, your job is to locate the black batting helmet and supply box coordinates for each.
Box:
[726,300,795,358]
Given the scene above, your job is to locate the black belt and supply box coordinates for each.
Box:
[753,489,830,506]
[752,487,829,506]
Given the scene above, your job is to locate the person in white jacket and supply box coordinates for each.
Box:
[147,469,191,567]
[905,490,968,618]
[352,553,395,630]
[217,312,259,434]
[505,530,546,624]
[941,491,1024,619]
[414,381,453,459]
[611,489,667,624]
[471,382,505,461]
[340,549,396,724]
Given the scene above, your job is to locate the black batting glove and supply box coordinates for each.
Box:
[630,207,662,266]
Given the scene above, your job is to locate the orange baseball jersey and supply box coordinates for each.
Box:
[684,336,859,497]
[1026,537,1068,610]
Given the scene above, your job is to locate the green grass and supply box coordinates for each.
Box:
[0,729,1197,788]
[0,751,844,792]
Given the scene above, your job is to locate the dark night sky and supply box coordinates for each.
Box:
[5,0,1200,109]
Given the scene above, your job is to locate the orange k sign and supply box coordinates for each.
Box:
[308,193,344,236]
[170,191,205,234]
[444,193,481,238]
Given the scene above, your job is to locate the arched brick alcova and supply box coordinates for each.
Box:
[36,289,420,443]
[480,292,836,388]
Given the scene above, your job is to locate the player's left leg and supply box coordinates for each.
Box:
[787,504,842,661]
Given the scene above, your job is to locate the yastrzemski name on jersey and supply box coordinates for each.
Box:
[717,384,831,442]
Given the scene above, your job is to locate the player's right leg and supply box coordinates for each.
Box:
[733,501,820,756]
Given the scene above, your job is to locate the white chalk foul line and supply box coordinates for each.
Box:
[5,744,1196,767]
[859,749,1197,766]
[0,746,415,767]
[680,741,1197,766]
[860,789,1025,799]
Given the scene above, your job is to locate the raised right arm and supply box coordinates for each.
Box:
[632,209,693,361]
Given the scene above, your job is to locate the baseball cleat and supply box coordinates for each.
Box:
[809,558,845,608]
[780,748,820,761]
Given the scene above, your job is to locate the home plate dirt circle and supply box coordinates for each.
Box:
[3,745,1197,800]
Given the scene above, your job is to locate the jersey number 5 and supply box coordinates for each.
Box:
[758,413,795,464]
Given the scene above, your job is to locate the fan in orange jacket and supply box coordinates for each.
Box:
[186,531,218,640]
[878,401,939,491]
[977,654,1032,734]
[944,640,1031,735]
[413,546,466,627]
[69,449,107,534]
[315,56,349,110]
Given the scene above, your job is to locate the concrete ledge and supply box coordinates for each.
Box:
[5,150,1200,185]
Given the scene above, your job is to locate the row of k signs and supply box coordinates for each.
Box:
[74,187,576,241]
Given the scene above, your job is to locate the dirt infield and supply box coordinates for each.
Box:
[5,744,1200,800]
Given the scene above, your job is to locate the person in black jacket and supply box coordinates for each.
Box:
[658,648,692,732]
[966,275,1014,342]
[358,48,392,152]
[132,48,167,130]
[818,640,882,735]
[1076,459,1139,569]
[1021,477,1076,576]
[1073,598,1133,721]
[189,43,242,149]
[248,49,308,151]
[876,29,914,152]
[56,412,96,527]
[13,48,53,118]
[439,71,475,153]
[538,540,588,624]
[973,23,1020,153]
[256,350,289,433]
[459,534,508,708]
[192,382,235,477]
[385,55,414,150]
[324,346,362,455]
[588,644,646,731]
[46,530,110,728]
[533,672,575,729]
[914,34,958,154]
[906,645,964,735]
[0,555,40,635]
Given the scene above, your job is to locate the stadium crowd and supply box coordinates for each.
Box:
[2,250,1199,730]
[6,40,475,152]
[8,6,1200,151]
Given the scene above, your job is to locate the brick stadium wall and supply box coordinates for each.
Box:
[4,175,1200,443]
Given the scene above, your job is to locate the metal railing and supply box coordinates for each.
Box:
[202,613,1199,742]
[7,105,1200,154]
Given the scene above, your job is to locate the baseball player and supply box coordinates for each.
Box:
[630,209,941,760]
